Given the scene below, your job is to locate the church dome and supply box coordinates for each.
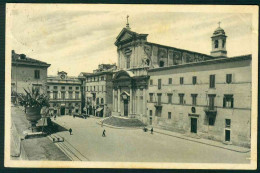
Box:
[213,27,226,36]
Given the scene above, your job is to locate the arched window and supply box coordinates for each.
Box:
[101,98,104,104]
[96,98,99,104]
[126,56,130,69]
[222,39,225,48]
[214,40,219,48]
[159,61,164,67]
[146,59,150,66]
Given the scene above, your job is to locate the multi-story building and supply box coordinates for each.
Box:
[11,50,50,96]
[81,64,116,117]
[147,55,251,147]
[111,20,252,147]
[47,71,82,116]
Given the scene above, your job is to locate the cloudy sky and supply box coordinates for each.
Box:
[7,4,253,76]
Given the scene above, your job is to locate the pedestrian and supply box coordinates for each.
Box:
[54,115,56,120]
[151,127,153,134]
[69,128,72,135]
[102,129,106,137]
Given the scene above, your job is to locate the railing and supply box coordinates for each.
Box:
[204,106,217,114]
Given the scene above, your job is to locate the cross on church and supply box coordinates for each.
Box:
[218,21,221,27]
[126,15,130,29]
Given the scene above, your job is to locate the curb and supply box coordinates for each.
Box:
[100,121,250,153]
[153,130,250,153]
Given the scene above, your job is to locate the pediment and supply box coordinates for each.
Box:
[120,32,133,42]
[116,28,135,43]
[113,70,135,80]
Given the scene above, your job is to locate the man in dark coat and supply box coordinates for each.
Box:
[69,128,72,135]
[102,129,106,137]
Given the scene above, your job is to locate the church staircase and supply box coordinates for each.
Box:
[102,116,146,128]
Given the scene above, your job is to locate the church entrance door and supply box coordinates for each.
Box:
[124,100,128,116]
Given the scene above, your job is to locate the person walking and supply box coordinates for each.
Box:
[69,128,72,135]
[151,127,153,134]
[102,129,106,137]
[54,115,56,120]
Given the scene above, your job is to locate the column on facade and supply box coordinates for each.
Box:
[143,88,146,115]
[118,88,121,113]
[136,88,140,115]
[130,87,133,115]
[112,89,115,112]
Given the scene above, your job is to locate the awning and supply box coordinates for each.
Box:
[96,108,104,112]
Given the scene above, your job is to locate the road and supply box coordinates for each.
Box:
[51,116,250,163]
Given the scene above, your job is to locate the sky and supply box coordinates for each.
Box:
[7,4,253,76]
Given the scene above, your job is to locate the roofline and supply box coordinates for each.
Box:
[146,42,214,58]
[148,54,252,73]
[83,71,114,77]
[12,61,51,68]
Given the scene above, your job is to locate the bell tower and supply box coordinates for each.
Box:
[210,22,227,58]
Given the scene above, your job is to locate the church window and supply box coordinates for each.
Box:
[214,40,219,48]
[126,56,130,69]
[222,39,226,48]
[146,59,150,66]
[159,61,164,67]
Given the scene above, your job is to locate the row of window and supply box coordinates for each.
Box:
[86,76,105,82]
[149,109,231,128]
[149,93,234,108]
[51,102,80,107]
[151,74,233,89]
[86,85,105,92]
[48,86,80,90]
[86,97,105,105]
[48,91,80,100]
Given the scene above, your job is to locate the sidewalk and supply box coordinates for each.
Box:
[10,106,70,161]
[100,119,250,153]
[153,127,250,153]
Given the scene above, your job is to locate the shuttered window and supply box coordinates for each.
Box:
[209,75,215,88]
[34,70,40,79]
[192,76,197,85]
[223,95,234,108]
[180,77,184,85]
[158,79,162,89]
[226,74,232,84]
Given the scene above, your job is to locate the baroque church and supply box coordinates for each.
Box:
[112,18,227,120]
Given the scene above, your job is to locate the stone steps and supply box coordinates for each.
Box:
[102,116,146,127]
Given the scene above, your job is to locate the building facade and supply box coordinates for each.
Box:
[147,55,251,147]
[82,64,116,117]
[11,50,50,96]
[47,71,82,116]
[112,21,251,147]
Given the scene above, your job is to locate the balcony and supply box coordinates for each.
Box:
[204,106,217,115]
[154,102,162,109]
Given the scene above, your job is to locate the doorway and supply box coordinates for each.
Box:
[60,107,65,116]
[124,100,128,116]
[225,130,231,142]
[149,117,152,125]
[190,117,197,133]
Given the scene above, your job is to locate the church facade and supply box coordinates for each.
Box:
[112,21,251,147]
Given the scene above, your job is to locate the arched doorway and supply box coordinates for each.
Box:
[124,99,128,116]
